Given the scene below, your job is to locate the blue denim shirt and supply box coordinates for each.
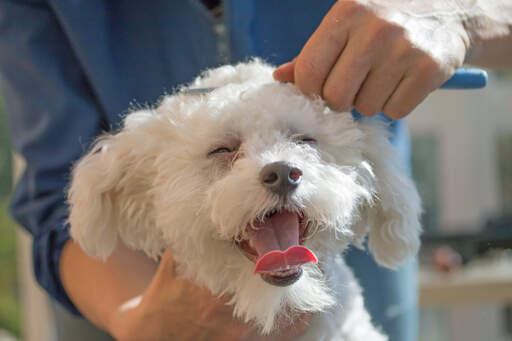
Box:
[0,0,407,317]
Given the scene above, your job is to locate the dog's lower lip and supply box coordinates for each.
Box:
[260,267,303,287]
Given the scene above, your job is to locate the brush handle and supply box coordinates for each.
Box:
[441,68,488,89]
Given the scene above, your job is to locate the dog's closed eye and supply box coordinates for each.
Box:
[207,143,241,164]
[293,135,317,145]
[209,147,233,155]
[208,136,241,158]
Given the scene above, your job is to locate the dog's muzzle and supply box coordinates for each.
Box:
[260,161,302,196]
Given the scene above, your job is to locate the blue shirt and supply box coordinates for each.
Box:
[0,0,407,315]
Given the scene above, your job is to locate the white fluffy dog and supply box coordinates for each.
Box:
[68,60,421,340]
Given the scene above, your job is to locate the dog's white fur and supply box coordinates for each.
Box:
[68,60,421,340]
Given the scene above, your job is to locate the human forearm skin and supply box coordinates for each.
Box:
[461,1,512,69]
[365,0,512,69]
[60,240,158,333]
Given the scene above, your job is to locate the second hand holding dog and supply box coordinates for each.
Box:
[107,250,310,341]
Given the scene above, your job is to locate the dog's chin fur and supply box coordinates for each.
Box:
[68,59,421,339]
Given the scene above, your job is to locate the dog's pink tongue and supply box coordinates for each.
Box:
[248,211,317,274]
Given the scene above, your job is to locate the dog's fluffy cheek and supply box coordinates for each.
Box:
[302,164,373,236]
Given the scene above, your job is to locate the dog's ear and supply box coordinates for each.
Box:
[354,120,422,269]
[68,110,162,260]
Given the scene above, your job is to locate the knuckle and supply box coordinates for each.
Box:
[369,22,405,44]
[416,57,442,77]
[294,58,315,82]
[392,42,415,63]
[294,58,323,95]
[413,57,448,90]
[325,29,347,47]
[322,84,348,110]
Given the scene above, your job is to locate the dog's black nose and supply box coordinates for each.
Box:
[260,161,302,196]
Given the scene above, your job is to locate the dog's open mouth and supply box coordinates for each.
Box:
[235,210,317,287]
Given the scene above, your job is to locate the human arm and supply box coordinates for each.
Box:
[462,1,512,69]
[273,0,512,119]
[59,240,157,334]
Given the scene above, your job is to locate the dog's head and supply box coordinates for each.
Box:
[68,60,421,332]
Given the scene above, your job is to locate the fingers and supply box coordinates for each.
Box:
[292,1,354,96]
[274,0,463,119]
[273,60,295,83]
[149,251,232,305]
[353,67,403,117]
[382,60,448,119]
[321,38,372,111]
[352,47,410,116]
[143,251,178,297]
[382,76,431,120]
[156,251,177,279]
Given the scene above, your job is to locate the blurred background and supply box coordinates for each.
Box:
[0,70,511,341]
[411,70,512,341]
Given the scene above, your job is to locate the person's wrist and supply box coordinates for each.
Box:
[366,0,471,62]
[459,12,486,65]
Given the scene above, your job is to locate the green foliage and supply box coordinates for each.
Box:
[0,198,21,337]
[0,98,20,336]
[0,97,12,197]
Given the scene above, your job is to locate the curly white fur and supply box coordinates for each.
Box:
[68,59,421,340]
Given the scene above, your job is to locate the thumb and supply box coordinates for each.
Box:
[147,251,178,292]
[158,250,177,275]
[273,59,296,83]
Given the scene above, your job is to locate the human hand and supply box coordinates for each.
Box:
[273,0,470,119]
[109,252,310,341]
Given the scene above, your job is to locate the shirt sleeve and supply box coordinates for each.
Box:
[0,0,108,315]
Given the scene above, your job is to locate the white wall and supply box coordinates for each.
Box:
[410,72,512,341]
[408,72,512,232]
